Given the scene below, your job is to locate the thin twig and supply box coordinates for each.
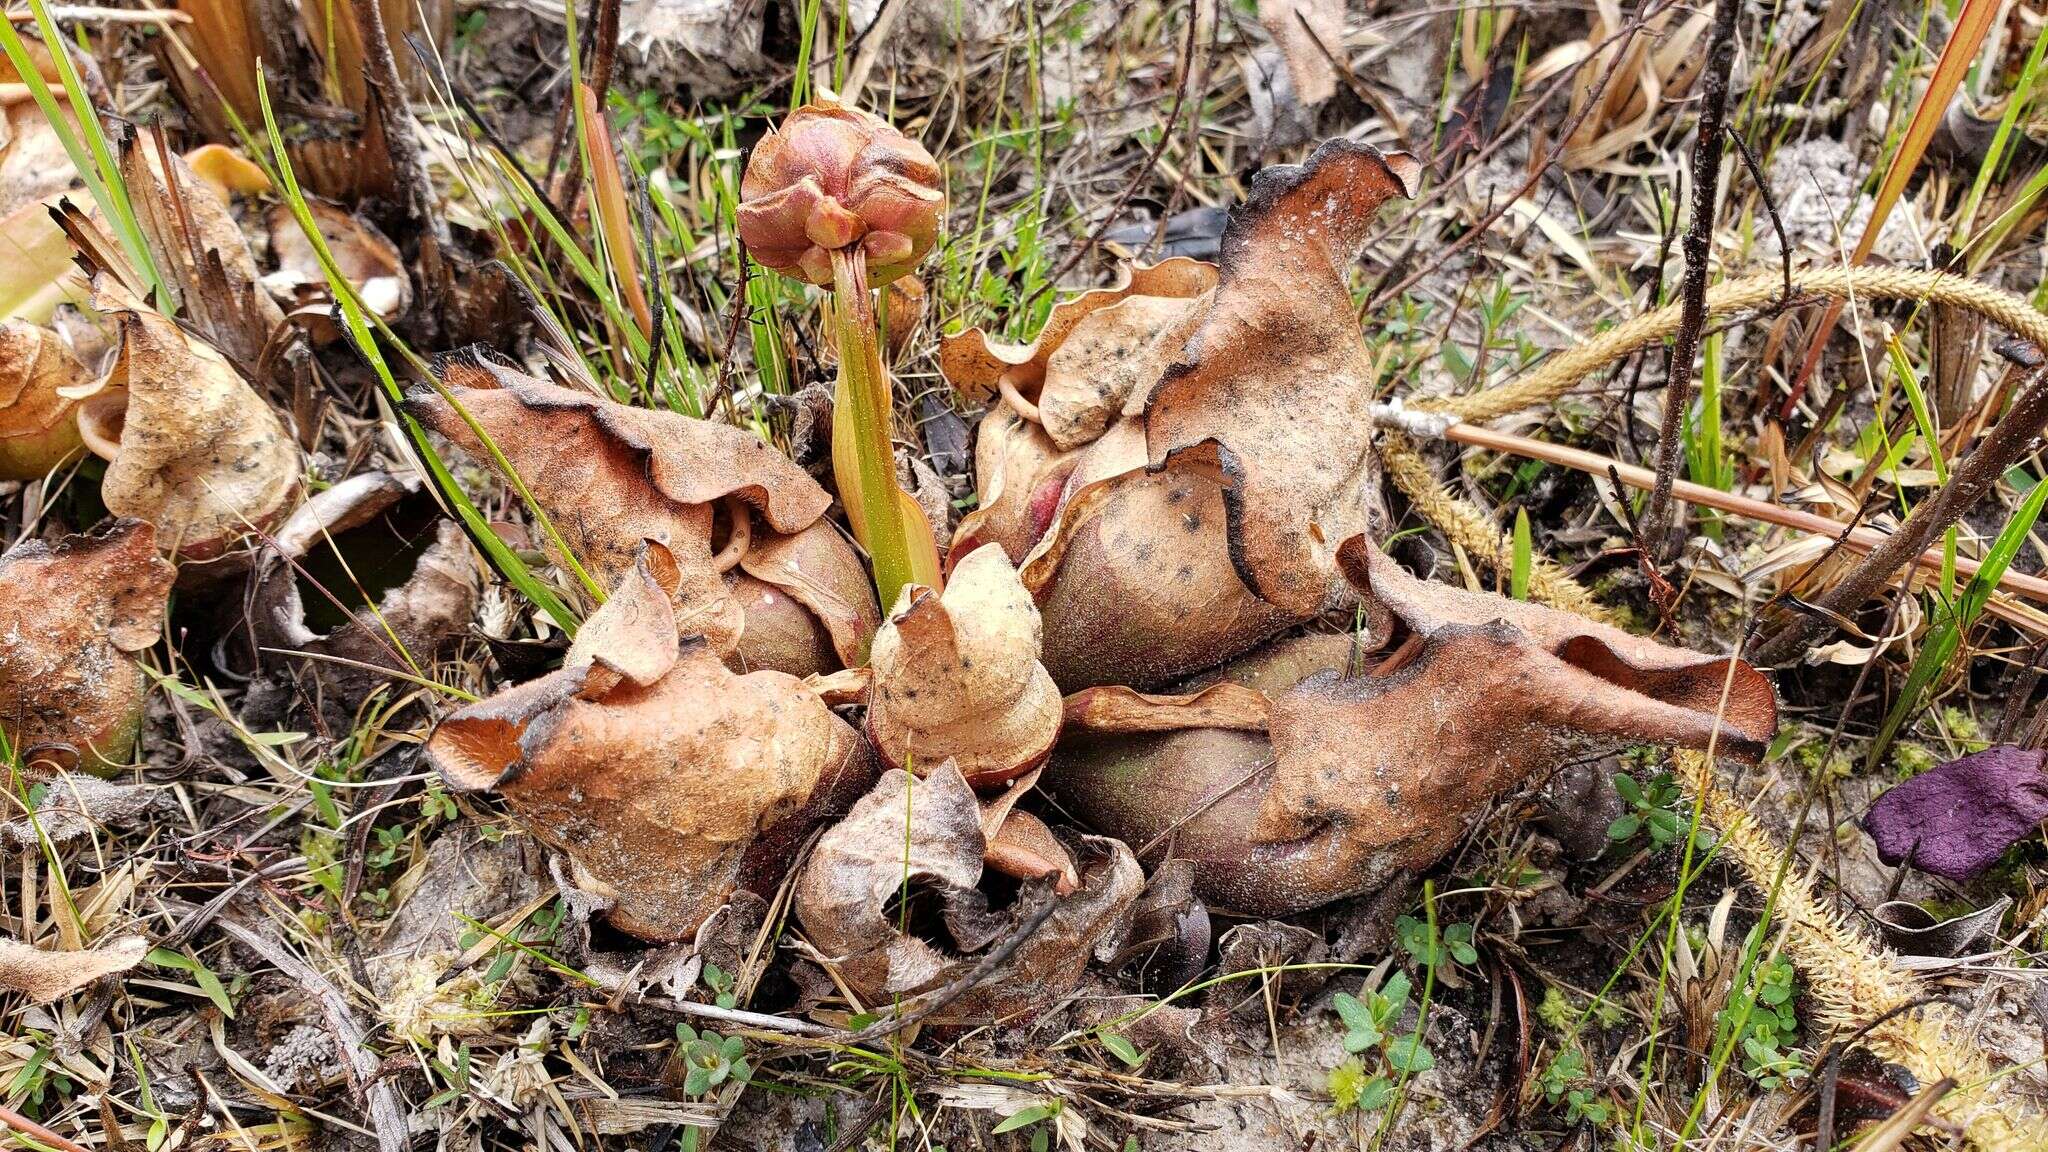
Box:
[542,0,619,212]
[838,879,1063,1046]
[351,0,449,249]
[1724,122,1792,307]
[1364,0,1681,299]
[629,994,840,1038]
[203,912,409,1152]
[1645,0,1740,552]
[0,1104,91,1152]
[1618,181,1677,464]
[1422,418,2048,606]
[709,243,756,416]
[629,150,670,402]
[406,31,573,228]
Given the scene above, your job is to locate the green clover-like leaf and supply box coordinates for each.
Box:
[1387,1035,1435,1074]
[1354,1074,1393,1112]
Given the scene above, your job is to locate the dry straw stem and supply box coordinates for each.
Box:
[1379,435,1623,626]
[1420,264,2048,424]
[1411,421,2048,608]
[1386,263,2048,1151]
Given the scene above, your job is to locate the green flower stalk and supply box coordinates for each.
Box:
[738,95,944,612]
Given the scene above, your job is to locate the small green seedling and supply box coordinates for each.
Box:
[1609,770,1684,849]
[1397,915,1478,969]
[675,1024,752,1098]
[1325,969,1434,1114]
[702,962,737,1010]
[1538,1045,1611,1126]
[992,1099,1063,1152]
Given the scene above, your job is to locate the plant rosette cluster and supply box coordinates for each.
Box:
[927,140,1780,914]
[0,67,1790,1040]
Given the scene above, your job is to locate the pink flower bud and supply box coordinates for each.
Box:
[738,96,943,286]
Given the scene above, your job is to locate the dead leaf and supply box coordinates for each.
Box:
[184,143,271,197]
[408,349,873,668]
[153,0,446,202]
[265,199,412,320]
[1529,3,1709,170]
[944,400,1076,568]
[1258,0,1344,108]
[944,141,1419,689]
[868,544,1061,787]
[0,518,175,772]
[941,258,1215,452]
[793,761,1141,1017]
[977,772,1079,893]
[120,128,286,368]
[75,275,301,561]
[796,762,986,1000]
[0,932,148,1002]
[0,318,88,479]
[0,200,82,323]
[1114,857,1210,994]
[884,274,926,361]
[1874,897,2011,961]
[1063,681,1271,734]
[0,775,171,851]
[425,540,874,941]
[0,42,91,325]
[1138,139,1420,617]
[1051,542,1777,915]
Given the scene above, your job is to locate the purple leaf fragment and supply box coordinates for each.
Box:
[1864,746,2048,880]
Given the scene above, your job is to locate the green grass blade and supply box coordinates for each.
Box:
[1956,18,2048,245]
[1509,507,1532,601]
